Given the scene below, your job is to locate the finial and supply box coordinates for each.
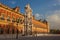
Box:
[25,4,30,9]
[13,6,20,12]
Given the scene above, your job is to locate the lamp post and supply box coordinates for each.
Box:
[16,19,19,39]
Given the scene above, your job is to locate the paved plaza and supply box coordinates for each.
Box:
[0,34,60,40]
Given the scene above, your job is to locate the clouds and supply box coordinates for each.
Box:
[48,0,60,7]
[34,13,43,20]
[34,10,60,30]
[35,13,40,20]
[47,10,60,29]
[11,1,16,4]
[53,0,60,6]
[56,0,60,2]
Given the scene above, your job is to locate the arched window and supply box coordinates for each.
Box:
[0,12,1,16]
[16,17,23,24]
[7,16,10,21]
[0,28,3,34]
[12,17,16,22]
[19,18,23,24]
[0,13,5,20]
[16,18,20,23]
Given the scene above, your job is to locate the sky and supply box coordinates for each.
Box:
[0,0,60,30]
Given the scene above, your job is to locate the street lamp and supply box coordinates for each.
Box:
[16,18,19,39]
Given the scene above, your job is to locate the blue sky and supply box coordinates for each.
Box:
[0,0,59,14]
[0,0,60,29]
[0,0,60,14]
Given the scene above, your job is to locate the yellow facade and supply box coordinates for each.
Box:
[0,3,49,34]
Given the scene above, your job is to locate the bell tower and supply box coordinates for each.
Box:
[24,4,32,35]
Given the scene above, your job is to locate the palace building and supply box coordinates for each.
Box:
[0,3,49,35]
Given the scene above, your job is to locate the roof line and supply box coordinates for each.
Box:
[0,3,24,16]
